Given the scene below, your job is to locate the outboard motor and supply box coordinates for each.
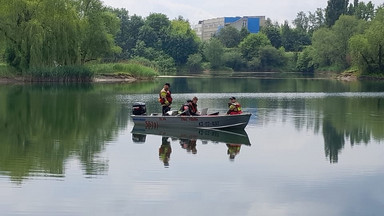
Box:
[132,102,146,115]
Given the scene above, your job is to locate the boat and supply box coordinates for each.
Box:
[131,102,251,130]
[131,113,251,129]
[131,125,251,145]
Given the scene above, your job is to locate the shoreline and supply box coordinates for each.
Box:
[0,74,139,84]
[1,73,384,84]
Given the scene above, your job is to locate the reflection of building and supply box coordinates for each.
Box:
[194,16,265,41]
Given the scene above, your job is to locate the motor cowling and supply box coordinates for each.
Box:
[132,102,146,115]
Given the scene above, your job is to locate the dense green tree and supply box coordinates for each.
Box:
[331,15,365,69]
[186,53,203,73]
[325,0,349,27]
[215,26,241,48]
[138,25,159,48]
[223,49,246,71]
[1,0,81,69]
[353,1,375,20]
[311,15,364,71]
[78,0,121,63]
[258,46,286,71]
[296,46,315,72]
[311,28,336,68]
[202,38,224,69]
[261,20,282,49]
[281,22,311,52]
[294,11,310,32]
[162,19,199,65]
[0,0,120,70]
[113,9,144,59]
[239,33,271,60]
[349,8,384,74]
[240,27,250,41]
[308,8,326,33]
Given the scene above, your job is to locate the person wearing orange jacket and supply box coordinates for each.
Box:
[159,83,172,115]
[227,96,243,115]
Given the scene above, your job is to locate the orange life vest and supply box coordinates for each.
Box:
[159,89,172,105]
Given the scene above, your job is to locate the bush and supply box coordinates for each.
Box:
[223,50,246,71]
[186,53,203,73]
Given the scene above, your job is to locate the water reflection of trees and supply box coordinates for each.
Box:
[254,97,384,163]
[0,85,129,183]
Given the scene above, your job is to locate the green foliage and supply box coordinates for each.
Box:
[308,8,326,33]
[87,62,158,77]
[310,15,364,72]
[78,1,122,63]
[0,63,17,76]
[294,11,310,32]
[202,38,224,69]
[296,47,315,72]
[261,23,282,48]
[113,11,144,59]
[258,46,286,71]
[239,33,271,60]
[348,0,375,20]
[0,0,121,71]
[222,49,246,71]
[281,22,311,52]
[325,0,349,27]
[215,26,242,48]
[186,53,203,73]
[25,65,93,82]
[162,19,199,65]
[349,8,384,74]
[154,55,177,75]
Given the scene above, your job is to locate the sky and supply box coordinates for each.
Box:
[101,0,383,25]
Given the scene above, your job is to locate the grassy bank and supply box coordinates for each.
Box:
[0,63,16,77]
[24,65,93,82]
[0,62,158,82]
[87,63,159,78]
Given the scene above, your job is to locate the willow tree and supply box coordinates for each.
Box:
[0,0,120,71]
[0,0,81,70]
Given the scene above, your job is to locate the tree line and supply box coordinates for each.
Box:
[0,0,383,76]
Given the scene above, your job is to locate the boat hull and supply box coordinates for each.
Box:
[131,113,251,130]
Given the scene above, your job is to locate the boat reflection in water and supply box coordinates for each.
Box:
[131,126,251,166]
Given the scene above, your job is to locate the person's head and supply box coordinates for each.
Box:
[229,96,236,102]
[192,96,198,104]
[164,83,170,90]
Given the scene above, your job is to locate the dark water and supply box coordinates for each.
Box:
[1,78,384,216]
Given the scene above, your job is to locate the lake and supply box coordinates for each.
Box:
[1,77,384,216]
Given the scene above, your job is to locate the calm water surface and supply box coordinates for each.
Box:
[1,78,384,216]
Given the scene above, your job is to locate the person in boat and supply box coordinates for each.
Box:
[227,96,243,115]
[159,83,172,115]
[179,99,193,115]
[190,96,200,116]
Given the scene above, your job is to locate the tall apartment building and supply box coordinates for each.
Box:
[194,16,265,41]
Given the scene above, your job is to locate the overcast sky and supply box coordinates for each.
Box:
[101,0,383,25]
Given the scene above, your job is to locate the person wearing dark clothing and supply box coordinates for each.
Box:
[179,100,193,116]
